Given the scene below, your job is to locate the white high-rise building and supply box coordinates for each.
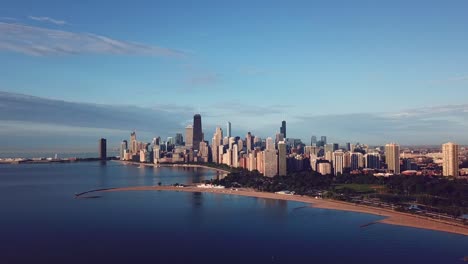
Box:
[228,137,235,150]
[263,149,278,177]
[185,125,193,148]
[120,140,128,160]
[153,145,160,164]
[332,151,344,175]
[325,151,333,162]
[385,143,400,174]
[442,142,459,177]
[211,127,223,163]
[237,139,244,152]
[248,152,257,171]
[199,142,209,163]
[246,132,253,152]
[256,151,264,174]
[232,144,239,168]
[266,137,275,151]
[317,162,332,175]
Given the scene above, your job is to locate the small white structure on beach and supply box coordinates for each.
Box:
[196,184,225,189]
[275,191,295,195]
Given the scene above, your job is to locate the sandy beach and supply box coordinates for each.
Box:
[78,185,468,236]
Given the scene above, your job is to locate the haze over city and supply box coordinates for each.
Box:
[1,0,468,152]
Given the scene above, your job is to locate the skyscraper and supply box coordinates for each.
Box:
[253,136,262,148]
[153,145,161,164]
[185,125,193,148]
[324,143,334,153]
[332,151,344,175]
[237,139,244,152]
[333,143,339,151]
[246,132,253,152]
[263,149,278,177]
[311,136,317,146]
[350,152,363,170]
[442,142,459,177]
[280,120,286,138]
[365,153,381,169]
[228,137,235,149]
[385,143,400,174]
[226,121,232,138]
[152,137,161,146]
[232,144,239,168]
[120,140,127,160]
[317,162,332,175]
[199,142,209,163]
[275,133,284,145]
[175,133,183,145]
[99,138,107,160]
[211,127,223,163]
[278,141,287,176]
[266,137,275,151]
[193,114,203,151]
[248,152,257,171]
[130,131,137,155]
[321,136,327,145]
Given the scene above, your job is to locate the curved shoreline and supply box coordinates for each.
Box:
[115,160,230,174]
[77,185,468,236]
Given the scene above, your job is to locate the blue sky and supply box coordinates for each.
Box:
[1,0,468,151]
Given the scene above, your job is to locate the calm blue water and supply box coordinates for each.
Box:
[0,162,466,263]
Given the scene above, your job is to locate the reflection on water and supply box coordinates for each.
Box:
[191,192,204,208]
[0,162,466,264]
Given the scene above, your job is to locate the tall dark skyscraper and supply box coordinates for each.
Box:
[333,143,339,151]
[175,133,183,145]
[226,121,232,138]
[280,120,286,138]
[321,136,327,145]
[311,136,317,146]
[193,114,203,151]
[99,138,107,160]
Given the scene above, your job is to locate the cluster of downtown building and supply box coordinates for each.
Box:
[117,114,462,178]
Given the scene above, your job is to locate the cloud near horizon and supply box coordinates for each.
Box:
[28,16,67,25]
[1,91,468,153]
[0,22,185,57]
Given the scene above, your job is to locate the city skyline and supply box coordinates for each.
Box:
[1,2,467,261]
[117,113,465,180]
[1,1,468,151]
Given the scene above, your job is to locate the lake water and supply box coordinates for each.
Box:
[0,161,466,263]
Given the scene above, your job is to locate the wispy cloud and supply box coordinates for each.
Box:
[2,91,468,148]
[28,16,66,25]
[294,105,468,145]
[0,22,186,57]
[0,17,17,21]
